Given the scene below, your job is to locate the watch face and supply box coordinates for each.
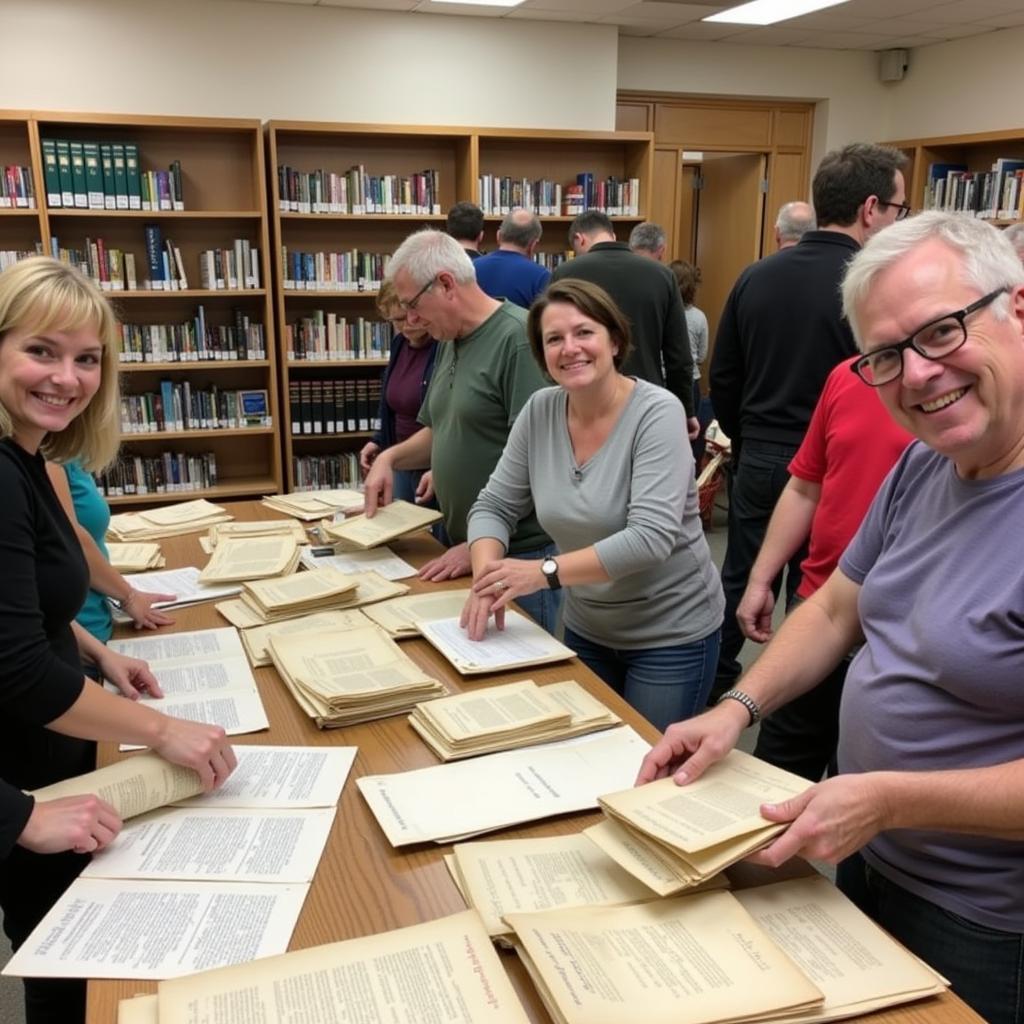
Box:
[542,558,557,576]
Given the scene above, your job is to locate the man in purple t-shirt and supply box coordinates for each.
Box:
[638,211,1024,1024]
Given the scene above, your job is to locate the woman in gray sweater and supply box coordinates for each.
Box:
[464,279,724,731]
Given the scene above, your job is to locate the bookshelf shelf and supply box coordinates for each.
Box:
[287,359,389,368]
[117,360,271,373]
[113,289,267,299]
[121,427,276,441]
[46,209,263,220]
[280,212,447,222]
[293,431,376,441]
[107,476,279,507]
[0,208,40,218]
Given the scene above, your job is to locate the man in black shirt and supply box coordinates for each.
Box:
[709,143,909,700]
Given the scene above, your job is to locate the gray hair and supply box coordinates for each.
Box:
[775,201,816,244]
[629,221,666,254]
[841,211,1024,349]
[386,228,476,287]
[499,208,542,248]
[1002,222,1024,260]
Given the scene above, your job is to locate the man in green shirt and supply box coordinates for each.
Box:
[364,228,558,630]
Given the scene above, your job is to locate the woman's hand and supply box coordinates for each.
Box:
[635,702,748,785]
[471,558,543,613]
[460,589,504,641]
[96,649,164,700]
[18,794,122,855]
[123,588,175,631]
[152,718,237,791]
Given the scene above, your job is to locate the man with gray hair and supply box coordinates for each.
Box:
[364,228,558,630]
[628,221,667,261]
[473,208,551,308]
[641,211,1024,1024]
[774,200,816,249]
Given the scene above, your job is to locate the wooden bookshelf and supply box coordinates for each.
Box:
[0,112,45,263]
[25,111,282,504]
[266,120,654,491]
[886,128,1024,224]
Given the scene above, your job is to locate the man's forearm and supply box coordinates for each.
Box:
[747,479,821,587]
[383,427,433,471]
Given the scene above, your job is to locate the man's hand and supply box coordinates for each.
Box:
[737,581,776,643]
[635,702,748,785]
[18,794,122,855]
[96,649,164,700]
[419,542,472,582]
[359,441,381,475]
[687,416,701,441]
[415,470,435,504]
[747,773,892,867]
[363,453,393,517]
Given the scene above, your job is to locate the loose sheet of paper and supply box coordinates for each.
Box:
[362,589,472,637]
[418,612,575,673]
[116,567,240,618]
[300,544,416,580]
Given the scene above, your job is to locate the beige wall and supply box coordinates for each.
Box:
[0,0,617,130]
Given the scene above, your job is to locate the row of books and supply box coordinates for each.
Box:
[49,235,138,291]
[93,451,218,496]
[282,246,389,291]
[285,311,389,361]
[277,164,441,215]
[923,158,1024,220]
[144,225,261,291]
[563,174,641,217]
[0,248,39,271]
[532,250,569,270]
[292,452,360,490]
[289,377,382,436]
[42,139,184,211]
[121,383,272,434]
[477,172,641,217]
[0,164,35,208]
[118,307,266,363]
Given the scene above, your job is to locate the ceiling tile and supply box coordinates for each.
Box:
[658,19,750,38]
[835,0,939,17]
[599,1,703,23]
[506,5,604,18]
[980,10,1024,27]
[320,0,417,7]
[790,29,892,47]
[924,0,1024,23]
[786,11,880,29]
[415,0,508,14]
[517,0,631,13]
[724,25,815,43]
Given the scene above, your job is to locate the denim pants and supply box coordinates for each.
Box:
[509,542,562,634]
[565,625,720,733]
[712,439,805,702]
[838,851,1024,1024]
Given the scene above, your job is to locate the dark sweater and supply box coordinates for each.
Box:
[551,242,695,417]
[710,230,860,447]
[371,334,439,450]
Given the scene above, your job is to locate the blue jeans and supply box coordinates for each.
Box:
[565,625,720,733]
[509,543,561,635]
[838,852,1024,1024]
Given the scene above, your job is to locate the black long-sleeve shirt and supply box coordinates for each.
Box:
[710,231,860,446]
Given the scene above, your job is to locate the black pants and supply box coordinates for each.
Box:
[711,439,805,702]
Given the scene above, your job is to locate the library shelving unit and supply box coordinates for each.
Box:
[886,128,1024,226]
[0,111,45,261]
[32,111,281,506]
[266,120,654,492]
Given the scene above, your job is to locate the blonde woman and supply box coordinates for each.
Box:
[0,257,235,1023]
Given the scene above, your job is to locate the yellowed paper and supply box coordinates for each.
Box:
[241,608,370,667]
[107,542,163,572]
[117,994,158,1024]
[199,534,300,583]
[362,588,472,637]
[322,499,441,549]
[138,498,228,526]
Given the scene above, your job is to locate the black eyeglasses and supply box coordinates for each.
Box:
[851,287,1009,387]
[398,276,437,312]
[877,199,912,221]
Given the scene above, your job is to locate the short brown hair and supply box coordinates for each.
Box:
[375,279,398,317]
[0,257,121,470]
[669,260,701,306]
[527,278,632,372]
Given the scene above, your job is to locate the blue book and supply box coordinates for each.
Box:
[576,172,594,209]
[143,224,164,289]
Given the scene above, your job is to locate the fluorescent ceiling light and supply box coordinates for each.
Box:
[705,0,849,25]
[431,0,525,6]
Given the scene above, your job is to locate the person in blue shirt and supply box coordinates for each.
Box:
[473,209,551,309]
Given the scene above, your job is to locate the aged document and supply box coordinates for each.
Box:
[358,727,650,846]
[506,890,824,1024]
[198,534,301,583]
[300,543,416,580]
[362,588,472,637]
[156,909,531,1024]
[106,542,163,572]
[241,566,359,620]
[2,879,309,980]
[208,519,308,545]
[117,994,157,1024]
[262,488,364,520]
[240,608,370,666]
[322,499,442,549]
[418,612,575,674]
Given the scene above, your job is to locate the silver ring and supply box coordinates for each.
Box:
[494,581,508,592]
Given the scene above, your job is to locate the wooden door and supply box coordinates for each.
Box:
[695,153,766,368]
[763,150,808,256]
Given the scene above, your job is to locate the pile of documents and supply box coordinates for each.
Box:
[198,533,302,583]
[239,608,371,667]
[321,499,442,549]
[113,566,241,623]
[268,625,447,728]
[587,749,813,895]
[300,543,416,581]
[107,498,233,540]
[261,488,364,521]
[106,541,164,572]
[362,589,472,637]
[409,678,621,761]
[200,518,308,553]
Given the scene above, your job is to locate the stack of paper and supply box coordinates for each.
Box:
[268,625,447,728]
[321,499,442,549]
[261,488,365,521]
[113,566,241,623]
[198,534,302,583]
[299,543,416,581]
[418,610,576,675]
[240,608,371,667]
[200,518,309,554]
[108,627,269,744]
[362,589,472,638]
[587,750,813,895]
[107,499,233,540]
[106,541,164,572]
[410,679,621,761]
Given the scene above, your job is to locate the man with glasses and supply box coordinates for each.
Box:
[640,211,1024,1024]
[709,142,908,706]
[363,228,559,632]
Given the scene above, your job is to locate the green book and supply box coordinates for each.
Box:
[100,143,116,210]
[69,140,88,208]
[124,142,142,210]
[41,138,62,208]
[55,139,74,208]
[110,143,129,210]
[83,141,104,209]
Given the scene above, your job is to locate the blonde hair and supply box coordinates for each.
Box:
[0,257,121,470]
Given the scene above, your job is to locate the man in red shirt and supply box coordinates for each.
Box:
[736,355,912,780]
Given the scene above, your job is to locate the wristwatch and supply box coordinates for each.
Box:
[540,557,562,590]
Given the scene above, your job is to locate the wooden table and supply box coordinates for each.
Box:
[89,500,983,1023]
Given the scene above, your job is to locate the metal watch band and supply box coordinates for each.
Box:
[717,689,762,727]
